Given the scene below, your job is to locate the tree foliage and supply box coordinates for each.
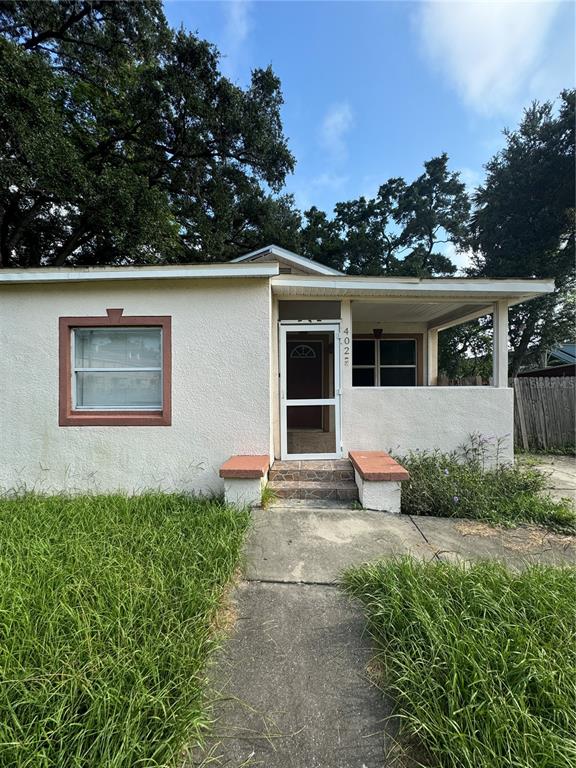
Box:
[300,154,470,276]
[0,0,297,267]
[465,90,576,375]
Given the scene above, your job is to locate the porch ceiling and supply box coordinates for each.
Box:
[352,301,488,324]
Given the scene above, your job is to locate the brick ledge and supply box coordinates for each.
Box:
[220,455,270,479]
[349,450,409,482]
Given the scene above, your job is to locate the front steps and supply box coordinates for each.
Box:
[268,460,358,502]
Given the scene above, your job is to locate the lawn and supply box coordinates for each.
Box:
[344,558,576,768]
[396,436,576,533]
[0,493,250,768]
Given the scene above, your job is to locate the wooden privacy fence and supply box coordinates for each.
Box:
[514,376,576,451]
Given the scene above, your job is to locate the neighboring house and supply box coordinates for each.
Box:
[517,343,576,378]
[0,245,553,495]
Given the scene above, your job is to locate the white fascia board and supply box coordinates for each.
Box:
[232,244,342,275]
[0,262,279,284]
[271,275,554,300]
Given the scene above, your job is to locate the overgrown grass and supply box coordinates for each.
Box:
[344,558,576,768]
[397,435,575,532]
[516,445,576,457]
[0,493,250,768]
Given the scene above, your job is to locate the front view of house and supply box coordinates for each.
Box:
[0,245,553,499]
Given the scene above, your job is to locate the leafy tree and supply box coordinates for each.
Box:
[0,0,296,267]
[299,206,344,272]
[301,154,470,276]
[468,90,576,375]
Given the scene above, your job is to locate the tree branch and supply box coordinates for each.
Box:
[21,3,96,51]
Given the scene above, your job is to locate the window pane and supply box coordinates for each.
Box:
[353,368,375,386]
[380,367,416,387]
[379,340,416,365]
[353,340,375,365]
[76,371,162,409]
[75,329,161,368]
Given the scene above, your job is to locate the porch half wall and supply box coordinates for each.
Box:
[343,387,514,462]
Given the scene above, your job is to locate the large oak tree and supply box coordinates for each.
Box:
[300,154,470,277]
[0,0,298,267]
[468,90,575,375]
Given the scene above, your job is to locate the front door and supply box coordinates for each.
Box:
[279,322,341,460]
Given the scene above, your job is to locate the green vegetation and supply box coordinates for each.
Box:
[517,446,576,458]
[0,493,250,768]
[260,483,277,509]
[397,435,575,532]
[343,558,576,768]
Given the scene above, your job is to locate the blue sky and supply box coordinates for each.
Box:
[164,1,574,226]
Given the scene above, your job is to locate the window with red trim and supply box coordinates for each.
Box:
[59,309,171,426]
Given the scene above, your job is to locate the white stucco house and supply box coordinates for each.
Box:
[0,245,553,505]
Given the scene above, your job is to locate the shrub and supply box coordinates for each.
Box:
[397,434,575,532]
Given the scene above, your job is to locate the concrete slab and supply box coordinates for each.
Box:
[532,455,576,504]
[192,581,394,768]
[245,507,433,583]
[413,516,576,568]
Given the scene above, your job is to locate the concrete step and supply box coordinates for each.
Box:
[269,459,355,483]
[269,467,355,482]
[267,479,358,502]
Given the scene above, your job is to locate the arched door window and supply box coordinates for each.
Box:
[290,344,317,359]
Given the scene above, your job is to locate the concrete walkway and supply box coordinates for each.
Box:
[530,455,576,505]
[191,504,575,767]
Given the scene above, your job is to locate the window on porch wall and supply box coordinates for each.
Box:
[352,339,417,387]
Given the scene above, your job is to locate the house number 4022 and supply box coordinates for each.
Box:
[342,327,351,367]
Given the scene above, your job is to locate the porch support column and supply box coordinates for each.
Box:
[341,299,353,390]
[427,328,438,386]
[493,300,509,388]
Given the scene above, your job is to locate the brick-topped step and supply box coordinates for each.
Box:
[348,450,409,513]
[267,479,358,502]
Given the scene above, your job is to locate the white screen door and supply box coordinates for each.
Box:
[279,322,341,460]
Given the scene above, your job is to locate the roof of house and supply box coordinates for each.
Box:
[550,343,576,364]
[230,245,343,275]
[0,245,555,323]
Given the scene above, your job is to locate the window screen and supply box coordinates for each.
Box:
[73,328,162,410]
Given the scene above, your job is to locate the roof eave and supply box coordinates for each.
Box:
[0,262,280,284]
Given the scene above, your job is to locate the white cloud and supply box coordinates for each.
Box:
[221,0,252,80]
[289,172,349,210]
[459,166,483,193]
[443,241,474,274]
[319,102,354,160]
[418,0,562,115]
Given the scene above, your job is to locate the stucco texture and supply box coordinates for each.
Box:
[343,387,514,463]
[0,278,271,494]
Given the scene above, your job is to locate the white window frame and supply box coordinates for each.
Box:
[352,337,417,387]
[71,327,163,411]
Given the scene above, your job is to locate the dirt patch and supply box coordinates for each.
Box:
[211,570,242,634]
[455,520,576,554]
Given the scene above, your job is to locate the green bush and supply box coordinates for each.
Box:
[397,434,575,532]
[0,493,250,768]
[344,558,576,768]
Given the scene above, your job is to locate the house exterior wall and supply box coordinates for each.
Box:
[342,387,514,462]
[0,278,271,494]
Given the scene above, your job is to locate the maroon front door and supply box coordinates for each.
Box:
[286,338,323,429]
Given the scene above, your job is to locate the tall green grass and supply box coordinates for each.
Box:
[344,558,576,768]
[0,493,250,768]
